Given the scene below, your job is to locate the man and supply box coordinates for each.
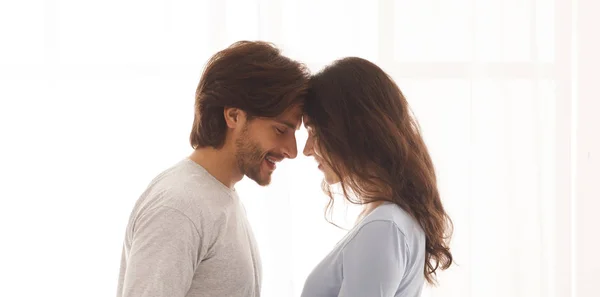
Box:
[117,41,309,297]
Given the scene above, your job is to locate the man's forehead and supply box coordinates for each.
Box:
[276,105,304,129]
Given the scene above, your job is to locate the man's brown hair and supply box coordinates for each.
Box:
[190,41,310,149]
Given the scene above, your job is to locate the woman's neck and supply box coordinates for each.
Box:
[355,200,386,224]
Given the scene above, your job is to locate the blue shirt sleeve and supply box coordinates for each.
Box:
[338,220,408,297]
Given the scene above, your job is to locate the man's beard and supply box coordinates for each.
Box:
[235,126,271,186]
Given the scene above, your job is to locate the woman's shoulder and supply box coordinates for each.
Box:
[359,202,425,242]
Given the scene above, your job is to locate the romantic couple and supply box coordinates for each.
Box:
[116,41,453,297]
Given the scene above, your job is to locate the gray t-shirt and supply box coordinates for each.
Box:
[117,158,261,297]
[301,202,426,297]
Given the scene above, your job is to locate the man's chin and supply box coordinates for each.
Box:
[247,171,272,187]
[251,177,271,187]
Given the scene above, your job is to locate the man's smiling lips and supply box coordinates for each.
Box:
[264,155,283,170]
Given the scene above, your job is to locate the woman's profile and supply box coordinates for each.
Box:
[301,57,453,297]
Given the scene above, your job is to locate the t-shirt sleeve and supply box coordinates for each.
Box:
[338,220,408,297]
[120,206,202,297]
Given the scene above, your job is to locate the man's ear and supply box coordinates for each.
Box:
[224,107,246,129]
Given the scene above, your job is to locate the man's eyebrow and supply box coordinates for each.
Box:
[275,119,299,130]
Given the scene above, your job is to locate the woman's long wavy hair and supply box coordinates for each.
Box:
[304,57,453,285]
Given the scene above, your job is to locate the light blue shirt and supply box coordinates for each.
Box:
[301,202,426,297]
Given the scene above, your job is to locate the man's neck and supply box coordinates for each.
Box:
[189,146,242,189]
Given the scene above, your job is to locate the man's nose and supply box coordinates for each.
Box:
[282,136,298,159]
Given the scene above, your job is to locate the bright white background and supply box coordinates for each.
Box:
[0,0,598,297]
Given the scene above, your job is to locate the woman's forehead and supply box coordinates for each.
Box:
[302,114,312,126]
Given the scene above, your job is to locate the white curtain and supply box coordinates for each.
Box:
[0,0,589,297]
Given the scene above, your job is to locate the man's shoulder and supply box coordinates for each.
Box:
[138,159,237,227]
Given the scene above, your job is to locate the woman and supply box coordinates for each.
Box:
[301,57,453,297]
